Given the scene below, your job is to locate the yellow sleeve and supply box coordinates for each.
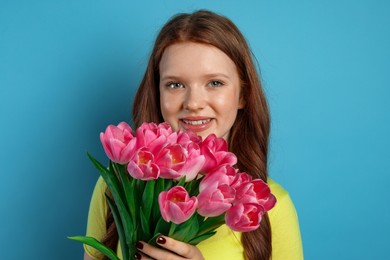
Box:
[268,179,304,260]
[84,176,108,260]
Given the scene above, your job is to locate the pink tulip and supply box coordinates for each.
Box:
[135,122,173,154]
[197,165,237,217]
[154,130,205,181]
[235,179,276,211]
[137,122,173,140]
[225,203,264,232]
[199,134,237,174]
[158,186,198,224]
[100,122,136,164]
[156,144,205,181]
[127,150,160,180]
[182,148,205,181]
[176,129,202,146]
[230,172,252,190]
[199,165,237,192]
[155,144,187,179]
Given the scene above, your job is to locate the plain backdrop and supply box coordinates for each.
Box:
[1,1,389,259]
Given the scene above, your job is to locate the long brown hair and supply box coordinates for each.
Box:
[103,10,272,260]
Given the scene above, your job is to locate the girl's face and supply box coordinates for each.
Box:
[159,42,244,140]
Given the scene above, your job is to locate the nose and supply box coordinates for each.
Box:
[183,87,206,111]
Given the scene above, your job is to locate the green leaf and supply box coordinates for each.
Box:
[87,153,133,251]
[168,222,177,237]
[112,162,137,225]
[177,176,186,187]
[105,194,130,260]
[197,214,225,236]
[188,231,217,245]
[133,179,142,218]
[154,216,170,237]
[136,179,146,196]
[128,220,141,246]
[147,232,163,247]
[68,236,120,260]
[152,178,165,223]
[164,178,174,191]
[155,177,165,193]
[197,212,205,223]
[87,154,122,204]
[185,177,203,196]
[140,207,151,239]
[170,214,199,243]
[142,180,156,221]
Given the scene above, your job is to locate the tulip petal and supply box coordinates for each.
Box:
[225,203,263,232]
[179,155,205,182]
[158,186,198,224]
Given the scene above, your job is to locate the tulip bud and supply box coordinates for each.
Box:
[158,186,198,224]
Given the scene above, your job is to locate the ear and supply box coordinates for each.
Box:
[238,95,246,109]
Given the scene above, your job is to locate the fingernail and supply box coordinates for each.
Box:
[157,236,166,244]
[134,252,142,259]
[135,241,143,250]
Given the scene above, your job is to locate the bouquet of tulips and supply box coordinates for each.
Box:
[69,122,276,260]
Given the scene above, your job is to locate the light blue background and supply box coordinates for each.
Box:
[1,1,389,259]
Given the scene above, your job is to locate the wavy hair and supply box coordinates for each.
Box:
[103,10,272,260]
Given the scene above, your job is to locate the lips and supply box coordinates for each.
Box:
[180,118,213,133]
[182,119,211,125]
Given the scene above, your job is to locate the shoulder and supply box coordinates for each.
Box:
[88,176,109,221]
[267,178,304,259]
[267,178,289,201]
[267,178,298,218]
[94,175,108,193]
[95,176,107,192]
[266,178,298,223]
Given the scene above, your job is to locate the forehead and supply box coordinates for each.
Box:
[159,42,237,77]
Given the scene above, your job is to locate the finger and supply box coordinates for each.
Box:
[134,251,152,260]
[136,240,181,260]
[155,236,201,259]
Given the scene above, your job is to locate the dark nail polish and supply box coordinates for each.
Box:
[157,236,166,244]
[135,241,144,250]
[134,252,142,259]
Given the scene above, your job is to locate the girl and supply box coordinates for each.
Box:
[85,10,303,260]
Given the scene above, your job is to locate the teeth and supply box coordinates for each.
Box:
[183,119,211,125]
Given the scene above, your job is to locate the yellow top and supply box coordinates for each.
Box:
[85,177,303,259]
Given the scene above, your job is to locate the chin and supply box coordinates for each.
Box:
[199,131,216,140]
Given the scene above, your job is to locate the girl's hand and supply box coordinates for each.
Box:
[135,236,204,260]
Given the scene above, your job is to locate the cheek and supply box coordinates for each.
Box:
[160,98,169,116]
[215,91,241,112]
[160,93,173,115]
[160,94,180,127]
[215,91,241,129]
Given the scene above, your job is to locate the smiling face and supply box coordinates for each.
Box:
[159,42,244,140]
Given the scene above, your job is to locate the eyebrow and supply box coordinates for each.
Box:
[160,75,182,82]
[160,73,232,82]
[203,73,231,80]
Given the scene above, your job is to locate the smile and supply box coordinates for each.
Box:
[179,118,213,133]
[182,119,211,125]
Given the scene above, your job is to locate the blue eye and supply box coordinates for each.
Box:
[208,80,223,87]
[167,82,184,89]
